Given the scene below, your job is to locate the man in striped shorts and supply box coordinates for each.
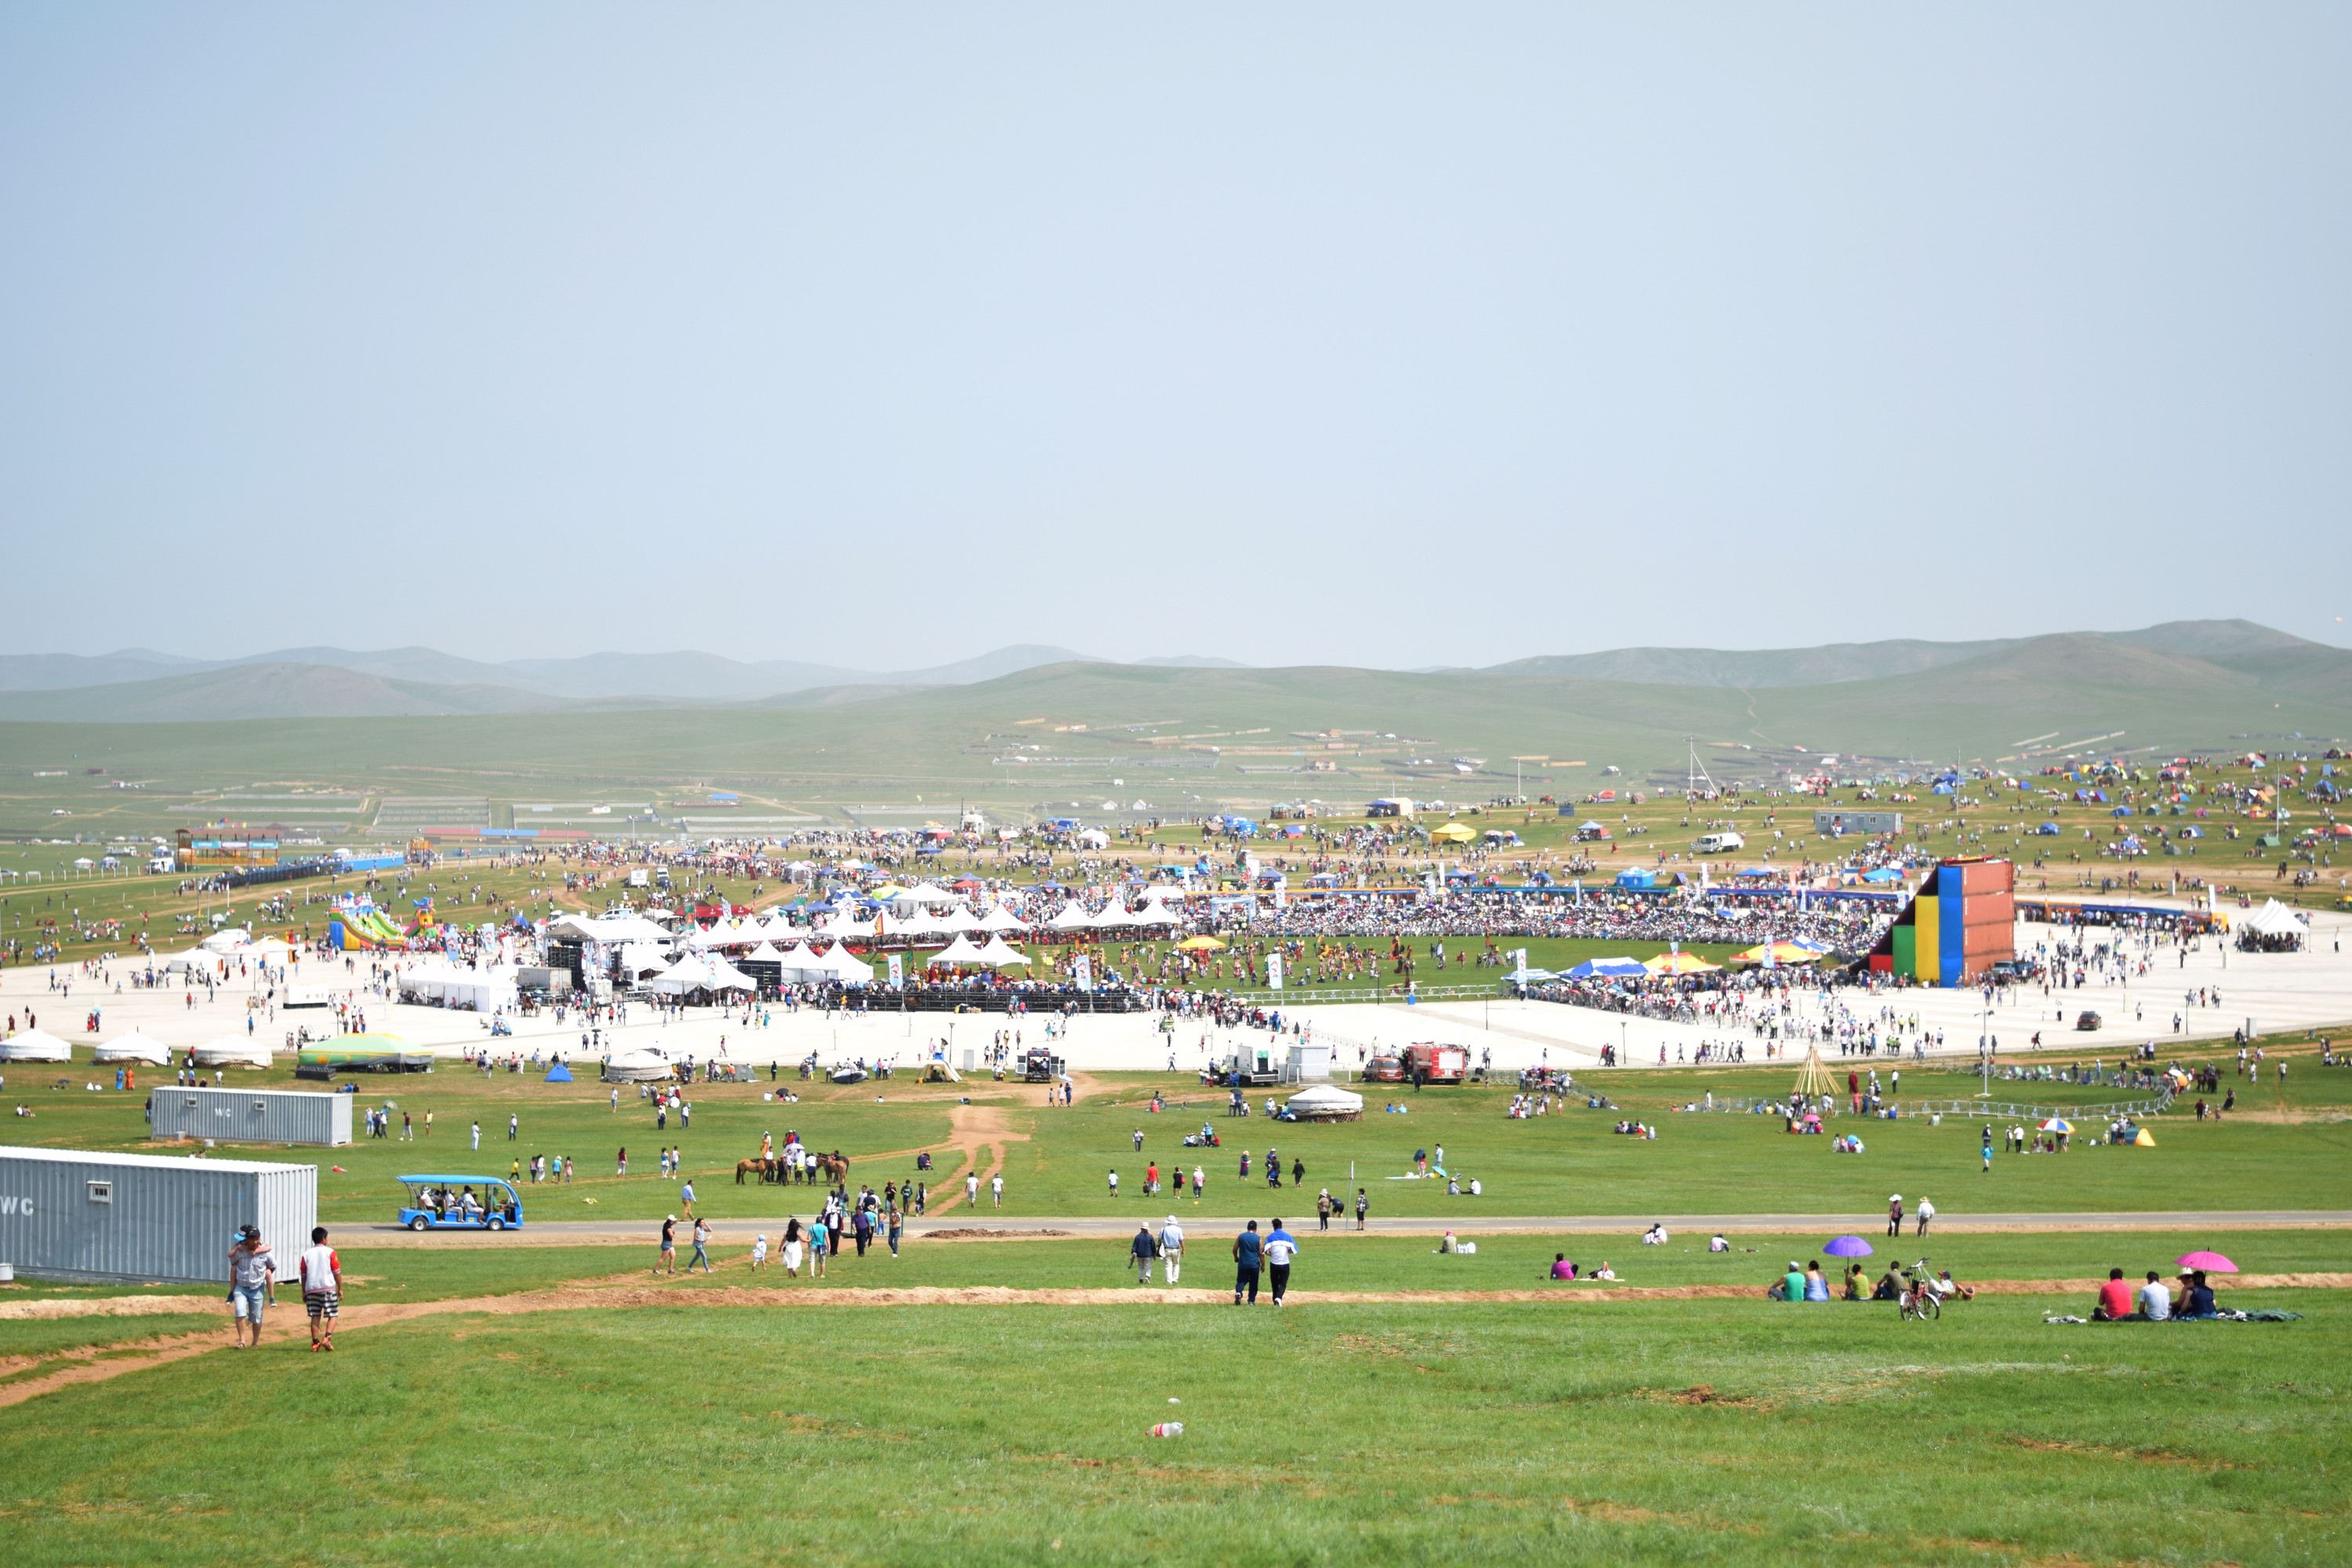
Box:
[298,1225,343,1352]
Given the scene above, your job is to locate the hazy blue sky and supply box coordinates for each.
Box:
[5,6,2347,666]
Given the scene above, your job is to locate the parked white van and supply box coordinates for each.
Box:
[1693,831,1745,854]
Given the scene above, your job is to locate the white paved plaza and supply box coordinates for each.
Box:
[13,910,2350,1082]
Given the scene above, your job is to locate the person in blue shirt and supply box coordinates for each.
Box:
[1232,1220,1263,1305]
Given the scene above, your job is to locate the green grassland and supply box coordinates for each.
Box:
[11,1062,2350,1229]
[2,1298,2346,1566]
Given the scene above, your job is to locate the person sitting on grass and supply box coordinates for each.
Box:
[1548,1253,1577,1281]
[1803,1260,1831,1301]
[1771,1261,1806,1301]
[1842,1263,1867,1301]
[2094,1267,2133,1321]
[1873,1265,1905,1301]
[2134,1271,2172,1321]
[1591,1261,1617,1281]
[2180,1269,2219,1319]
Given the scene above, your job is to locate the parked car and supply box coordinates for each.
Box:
[2074,1011,2103,1032]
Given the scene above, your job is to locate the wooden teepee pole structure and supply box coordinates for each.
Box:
[1793,1044,1836,1101]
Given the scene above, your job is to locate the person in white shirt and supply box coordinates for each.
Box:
[967,1172,980,1206]
[750,1233,769,1270]
[1158,1216,1185,1284]
[1915,1197,1936,1238]
[2136,1272,2172,1321]
[297,1225,342,1352]
[991,1174,1004,1207]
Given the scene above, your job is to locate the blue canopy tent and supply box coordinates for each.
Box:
[1566,957,1648,978]
[544,1062,574,1083]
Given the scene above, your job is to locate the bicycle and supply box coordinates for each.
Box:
[1898,1281,1941,1321]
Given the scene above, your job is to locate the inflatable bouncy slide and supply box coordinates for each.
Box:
[328,907,410,950]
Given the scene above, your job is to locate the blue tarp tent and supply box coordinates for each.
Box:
[1614,869,1656,888]
[2032,822,2062,836]
[1860,866,1902,883]
[1566,957,1648,978]
[544,1062,574,1083]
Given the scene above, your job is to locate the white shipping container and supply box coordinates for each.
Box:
[0,1146,318,1285]
[148,1085,354,1146]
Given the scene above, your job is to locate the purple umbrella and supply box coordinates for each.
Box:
[1824,1236,1873,1258]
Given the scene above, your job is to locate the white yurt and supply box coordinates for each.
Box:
[191,1036,274,1069]
[92,1029,172,1066]
[0,1028,74,1063]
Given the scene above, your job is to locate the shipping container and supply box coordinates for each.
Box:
[1962,891,2016,929]
[1913,896,1941,984]
[0,1146,316,1284]
[1891,924,1917,976]
[1938,892,1965,984]
[147,1085,353,1146]
[1937,865,1966,902]
[1961,859,2014,895]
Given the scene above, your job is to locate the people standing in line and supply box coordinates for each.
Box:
[227,1223,275,1349]
[1265,1218,1298,1306]
[299,1225,342,1352]
[1232,1219,1263,1305]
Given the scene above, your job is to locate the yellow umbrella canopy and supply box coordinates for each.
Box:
[1428,821,1476,842]
[1175,935,1228,952]
[1643,952,1720,975]
[1730,941,1821,966]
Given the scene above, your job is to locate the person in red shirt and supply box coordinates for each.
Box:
[2095,1267,2134,1320]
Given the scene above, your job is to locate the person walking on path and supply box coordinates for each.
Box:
[508,1113,518,1142]
[809,1214,829,1278]
[886,1205,902,1258]
[1265,1218,1298,1306]
[681,1178,697,1221]
[1232,1219,1264,1305]
[657,1216,677,1276]
[1159,1215,1185,1284]
[1915,1197,1935,1238]
[966,1171,980,1207]
[226,1223,275,1349]
[1131,1222,1160,1285]
[1886,1194,1904,1237]
[991,1173,1004,1208]
[1192,1164,1207,1203]
[298,1225,342,1352]
[782,1218,804,1277]
[689,1218,713,1274]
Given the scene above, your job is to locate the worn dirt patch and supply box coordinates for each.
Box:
[0,1295,221,1321]
[922,1227,1072,1241]
[924,1102,1033,1217]
[2008,1436,2241,1470]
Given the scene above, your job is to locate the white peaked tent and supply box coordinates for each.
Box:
[768,942,812,970]
[744,942,785,964]
[192,1036,274,1068]
[0,1028,74,1062]
[756,913,801,942]
[817,943,873,985]
[818,909,877,939]
[935,904,982,934]
[702,958,757,992]
[894,907,949,940]
[1092,898,1142,931]
[978,903,1029,934]
[1047,901,1096,932]
[619,942,671,976]
[974,935,1031,967]
[897,882,957,909]
[1131,895,1183,927]
[928,934,991,967]
[200,928,254,954]
[1286,1084,1365,1121]
[93,1029,173,1065]
[2240,898,2308,942]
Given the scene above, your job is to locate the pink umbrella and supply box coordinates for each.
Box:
[2175,1250,2236,1272]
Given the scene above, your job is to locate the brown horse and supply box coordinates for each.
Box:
[735,1158,763,1185]
[815,1150,849,1185]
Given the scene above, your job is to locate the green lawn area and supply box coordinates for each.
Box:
[12,1061,2351,1228]
[1,1297,2344,1566]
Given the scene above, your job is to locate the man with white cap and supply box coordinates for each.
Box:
[1886,1194,1904,1237]
[1158,1214,1185,1284]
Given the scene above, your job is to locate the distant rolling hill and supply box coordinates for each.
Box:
[0,625,2343,793]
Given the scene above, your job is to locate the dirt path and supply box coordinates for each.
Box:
[920,1102,1029,1217]
[8,1272,2346,1411]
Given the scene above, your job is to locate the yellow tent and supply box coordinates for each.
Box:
[1644,952,1720,975]
[1730,941,1820,966]
[2132,1127,2156,1147]
[1428,822,1476,843]
[1176,935,1227,952]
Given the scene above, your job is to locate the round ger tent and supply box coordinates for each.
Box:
[192,1036,274,1069]
[93,1029,172,1065]
[0,1028,74,1063]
